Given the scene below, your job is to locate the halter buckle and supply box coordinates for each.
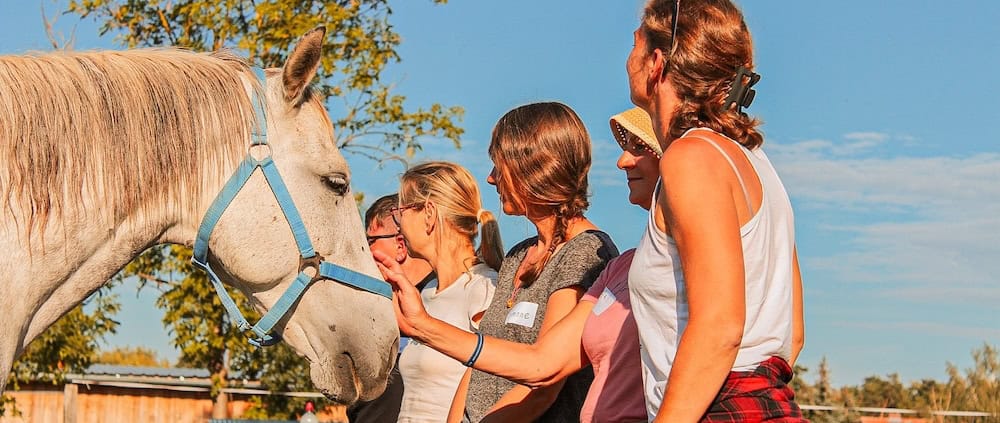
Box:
[248,143,272,161]
[244,329,280,347]
[299,254,325,282]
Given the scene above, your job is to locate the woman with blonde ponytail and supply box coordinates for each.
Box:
[390,161,502,422]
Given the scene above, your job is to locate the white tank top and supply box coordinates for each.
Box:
[628,128,796,419]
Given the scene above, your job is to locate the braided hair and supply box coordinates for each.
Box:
[488,102,591,285]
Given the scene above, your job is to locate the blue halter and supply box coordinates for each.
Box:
[191,67,392,347]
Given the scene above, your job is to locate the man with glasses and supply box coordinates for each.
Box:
[364,194,434,285]
[347,193,435,423]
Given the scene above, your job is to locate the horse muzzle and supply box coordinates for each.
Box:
[312,346,395,404]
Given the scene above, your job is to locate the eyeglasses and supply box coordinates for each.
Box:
[389,203,423,226]
[366,233,398,245]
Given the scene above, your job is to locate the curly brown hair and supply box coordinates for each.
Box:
[642,0,764,149]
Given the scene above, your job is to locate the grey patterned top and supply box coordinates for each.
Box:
[464,230,619,422]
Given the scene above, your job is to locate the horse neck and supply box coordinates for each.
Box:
[0,190,204,396]
[1,49,256,392]
[8,159,224,350]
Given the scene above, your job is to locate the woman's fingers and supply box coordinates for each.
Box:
[372,250,427,320]
[372,250,409,287]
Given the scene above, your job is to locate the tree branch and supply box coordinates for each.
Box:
[134,272,175,289]
[156,7,177,45]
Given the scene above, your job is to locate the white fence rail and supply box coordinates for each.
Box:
[800,405,995,417]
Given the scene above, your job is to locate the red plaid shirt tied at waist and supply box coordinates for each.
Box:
[701,356,807,423]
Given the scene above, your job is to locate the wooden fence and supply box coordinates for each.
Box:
[1,382,347,423]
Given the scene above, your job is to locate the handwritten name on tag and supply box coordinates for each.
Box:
[592,288,616,316]
[505,301,538,327]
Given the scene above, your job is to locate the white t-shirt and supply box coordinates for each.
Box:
[397,263,497,422]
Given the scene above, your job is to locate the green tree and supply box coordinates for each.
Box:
[95,346,170,367]
[815,356,833,404]
[66,0,464,161]
[853,373,911,409]
[796,357,859,423]
[0,394,17,418]
[936,343,999,422]
[790,345,999,422]
[788,363,816,404]
[2,293,120,417]
[61,2,464,417]
[125,247,338,419]
[908,378,944,418]
[7,294,120,386]
[234,343,336,420]
[118,245,268,418]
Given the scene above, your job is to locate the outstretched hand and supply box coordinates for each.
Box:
[372,250,429,336]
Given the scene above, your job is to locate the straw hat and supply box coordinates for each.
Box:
[609,107,661,157]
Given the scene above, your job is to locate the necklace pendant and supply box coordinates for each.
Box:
[506,298,514,308]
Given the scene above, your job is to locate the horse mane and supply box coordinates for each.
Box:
[0,48,260,237]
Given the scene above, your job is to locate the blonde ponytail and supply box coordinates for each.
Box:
[399,162,503,271]
[476,209,504,272]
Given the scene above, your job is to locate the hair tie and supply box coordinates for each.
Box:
[723,66,761,116]
[476,208,488,223]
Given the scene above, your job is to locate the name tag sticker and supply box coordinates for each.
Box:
[592,288,616,316]
[505,302,538,327]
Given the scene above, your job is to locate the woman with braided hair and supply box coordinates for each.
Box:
[377,102,620,422]
[626,0,806,421]
[376,104,668,423]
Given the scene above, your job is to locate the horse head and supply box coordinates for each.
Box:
[196,28,398,403]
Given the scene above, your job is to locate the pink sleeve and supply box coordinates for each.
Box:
[581,249,635,303]
[581,271,610,303]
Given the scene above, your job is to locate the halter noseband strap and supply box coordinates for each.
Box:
[191,67,391,347]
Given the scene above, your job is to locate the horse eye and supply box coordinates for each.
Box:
[323,175,350,196]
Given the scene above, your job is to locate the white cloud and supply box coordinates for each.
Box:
[767,132,1000,305]
[775,132,889,158]
[843,132,889,143]
[837,131,888,155]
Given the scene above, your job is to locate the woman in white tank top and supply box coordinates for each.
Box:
[624,1,806,421]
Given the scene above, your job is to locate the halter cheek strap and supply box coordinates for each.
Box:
[191,67,391,347]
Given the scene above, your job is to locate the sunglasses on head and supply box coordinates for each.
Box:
[662,0,681,76]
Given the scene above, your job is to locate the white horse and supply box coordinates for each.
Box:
[0,28,398,404]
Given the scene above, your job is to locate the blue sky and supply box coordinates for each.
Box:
[2,1,997,388]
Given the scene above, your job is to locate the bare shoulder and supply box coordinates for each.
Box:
[659,136,732,187]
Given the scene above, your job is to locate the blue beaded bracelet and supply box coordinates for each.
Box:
[464,332,484,367]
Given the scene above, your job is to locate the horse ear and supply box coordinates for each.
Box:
[282,26,326,103]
